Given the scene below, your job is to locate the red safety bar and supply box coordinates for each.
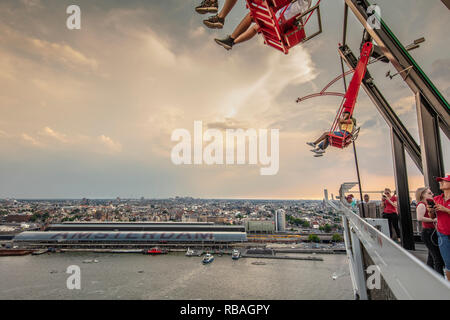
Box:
[245,0,321,54]
[328,41,373,149]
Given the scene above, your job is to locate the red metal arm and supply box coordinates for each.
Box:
[342,42,373,114]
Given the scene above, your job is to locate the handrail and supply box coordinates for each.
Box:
[333,201,450,299]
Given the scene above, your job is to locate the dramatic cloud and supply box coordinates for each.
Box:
[0,0,448,198]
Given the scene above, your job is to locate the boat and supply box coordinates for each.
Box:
[0,249,33,256]
[231,249,241,260]
[143,247,167,255]
[202,253,214,264]
[186,248,202,256]
[186,248,196,256]
[32,249,49,255]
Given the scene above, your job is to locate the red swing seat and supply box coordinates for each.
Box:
[328,131,353,149]
[245,0,322,54]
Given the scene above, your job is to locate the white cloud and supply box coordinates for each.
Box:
[393,95,415,115]
[98,135,122,153]
[21,133,44,147]
[40,126,68,143]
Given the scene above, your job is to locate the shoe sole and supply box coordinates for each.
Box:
[203,20,224,29]
[214,39,232,50]
[195,7,218,14]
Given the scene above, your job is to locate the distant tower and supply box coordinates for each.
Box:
[275,209,286,232]
[324,189,329,201]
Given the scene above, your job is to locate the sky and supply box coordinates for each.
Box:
[0,0,449,199]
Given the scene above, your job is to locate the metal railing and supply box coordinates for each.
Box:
[328,199,450,299]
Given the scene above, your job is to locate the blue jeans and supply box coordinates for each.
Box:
[437,231,450,271]
[318,130,348,150]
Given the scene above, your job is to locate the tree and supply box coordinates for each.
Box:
[332,233,343,242]
[308,234,320,243]
[324,224,332,233]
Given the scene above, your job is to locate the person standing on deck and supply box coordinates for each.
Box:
[381,188,401,242]
[429,175,450,281]
[415,187,444,276]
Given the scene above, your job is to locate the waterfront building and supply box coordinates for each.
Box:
[275,209,286,232]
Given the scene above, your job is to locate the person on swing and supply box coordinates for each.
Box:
[306,111,356,156]
[212,0,312,50]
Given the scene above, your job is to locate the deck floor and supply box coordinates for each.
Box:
[408,242,428,264]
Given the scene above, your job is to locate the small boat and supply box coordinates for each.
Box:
[202,253,214,264]
[231,249,241,260]
[83,259,94,263]
[332,272,338,280]
[251,261,266,265]
[143,247,167,255]
[186,248,196,256]
[32,249,49,255]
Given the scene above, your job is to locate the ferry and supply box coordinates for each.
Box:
[186,248,203,256]
[32,249,49,255]
[202,253,214,264]
[143,247,167,255]
[231,249,241,260]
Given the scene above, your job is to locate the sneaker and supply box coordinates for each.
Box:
[203,14,225,29]
[306,142,316,147]
[314,154,323,157]
[214,36,234,50]
[312,148,325,154]
[195,0,218,14]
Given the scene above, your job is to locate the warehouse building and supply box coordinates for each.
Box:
[13,222,247,248]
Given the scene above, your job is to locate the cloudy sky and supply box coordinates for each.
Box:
[0,0,449,199]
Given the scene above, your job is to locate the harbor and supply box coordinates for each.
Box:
[0,250,352,300]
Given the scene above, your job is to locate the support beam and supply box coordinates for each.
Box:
[344,0,450,132]
[391,129,415,250]
[415,93,445,194]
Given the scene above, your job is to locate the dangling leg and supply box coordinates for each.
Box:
[307,132,328,149]
[233,24,258,44]
[231,13,252,40]
[195,0,219,14]
[215,14,253,50]
[204,0,238,29]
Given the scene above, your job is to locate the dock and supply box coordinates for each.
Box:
[241,254,323,261]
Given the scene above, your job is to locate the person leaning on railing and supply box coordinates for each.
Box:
[380,188,401,242]
[428,175,450,281]
[415,187,444,276]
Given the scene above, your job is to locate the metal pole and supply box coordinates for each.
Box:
[391,129,415,250]
[415,92,445,195]
[352,141,366,217]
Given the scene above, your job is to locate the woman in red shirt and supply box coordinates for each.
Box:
[415,187,444,276]
[429,175,450,281]
[381,188,401,242]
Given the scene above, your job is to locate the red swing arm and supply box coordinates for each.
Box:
[328,41,373,149]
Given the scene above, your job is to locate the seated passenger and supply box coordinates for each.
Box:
[214,0,312,50]
[306,111,356,156]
